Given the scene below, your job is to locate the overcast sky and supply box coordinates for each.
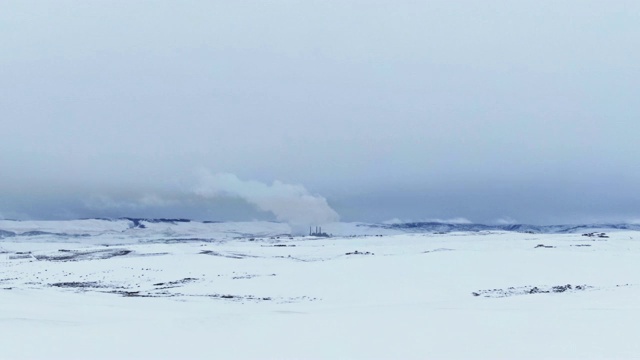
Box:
[1,1,639,224]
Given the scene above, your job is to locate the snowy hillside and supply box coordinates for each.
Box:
[0,218,403,243]
[1,220,640,358]
[2,218,639,242]
[378,221,640,234]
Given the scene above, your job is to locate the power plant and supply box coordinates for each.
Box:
[309,226,330,237]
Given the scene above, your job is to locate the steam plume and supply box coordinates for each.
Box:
[194,172,339,232]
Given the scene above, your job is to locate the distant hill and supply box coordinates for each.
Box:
[2,218,640,241]
[374,222,640,234]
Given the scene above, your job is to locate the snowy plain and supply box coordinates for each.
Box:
[1,219,640,359]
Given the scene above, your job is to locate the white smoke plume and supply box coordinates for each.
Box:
[194,172,339,233]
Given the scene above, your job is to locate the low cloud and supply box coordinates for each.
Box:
[382,218,406,225]
[425,217,472,224]
[84,194,176,211]
[494,217,518,225]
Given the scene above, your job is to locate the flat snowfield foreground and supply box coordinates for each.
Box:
[1,221,640,359]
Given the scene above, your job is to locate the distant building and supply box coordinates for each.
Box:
[309,226,330,237]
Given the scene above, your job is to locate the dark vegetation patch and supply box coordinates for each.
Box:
[108,290,311,303]
[582,232,609,239]
[472,284,593,298]
[423,248,454,254]
[9,253,34,260]
[51,281,108,289]
[534,244,555,248]
[111,290,155,298]
[345,250,374,255]
[231,273,276,280]
[153,278,198,287]
[232,275,255,280]
[35,249,132,262]
[134,252,170,257]
[124,217,191,229]
[199,250,258,259]
[199,250,243,259]
[207,294,318,303]
[273,255,322,262]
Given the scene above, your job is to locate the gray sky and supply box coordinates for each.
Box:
[1,1,639,224]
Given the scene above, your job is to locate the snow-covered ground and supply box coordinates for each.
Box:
[2,220,640,359]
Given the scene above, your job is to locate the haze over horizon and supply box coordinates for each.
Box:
[2,1,639,225]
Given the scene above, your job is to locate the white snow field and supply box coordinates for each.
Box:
[2,219,640,359]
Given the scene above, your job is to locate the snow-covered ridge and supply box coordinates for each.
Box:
[377,221,640,234]
[1,218,639,242]
[0,219,295,243]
